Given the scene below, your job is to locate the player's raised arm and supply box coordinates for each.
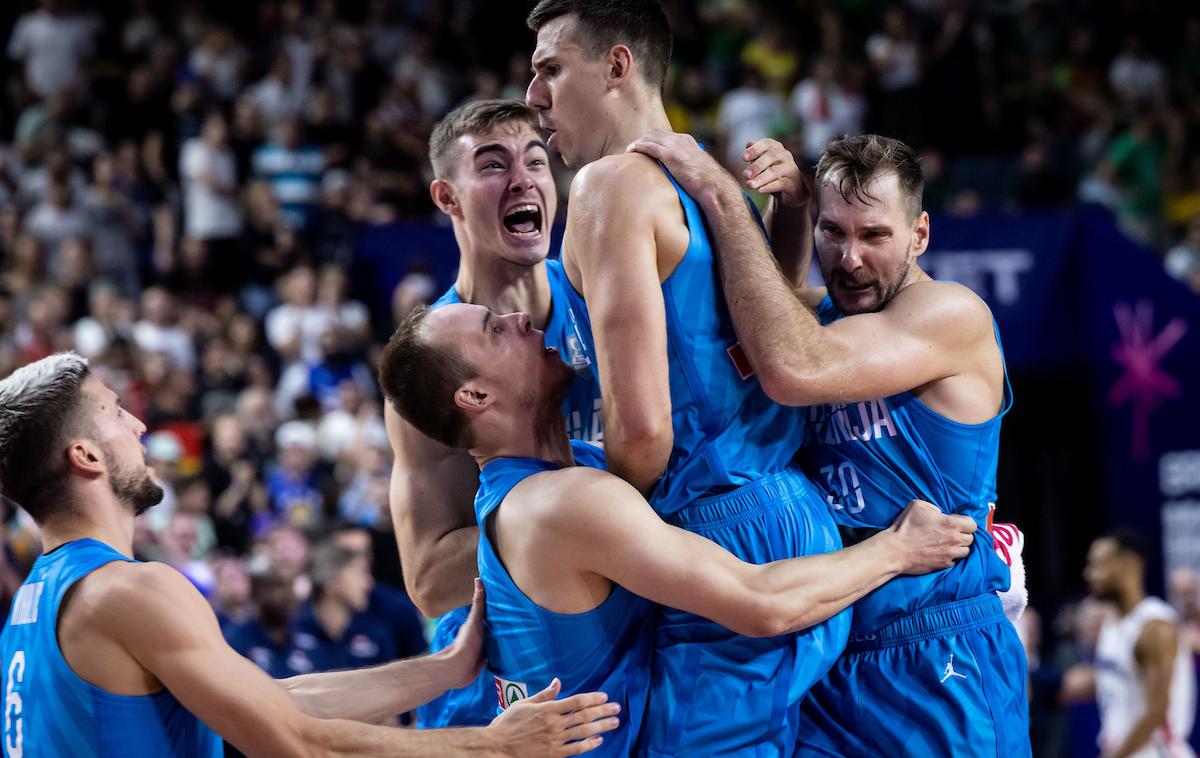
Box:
[562,155,674,495]
[88,561,617,757]
[529,468,975,637]
[744,138,814,284]
[385,403,480,617]
[630,130,997,409]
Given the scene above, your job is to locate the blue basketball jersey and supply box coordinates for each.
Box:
[801,294,1014,635]
[477,440,654,755]
[418,259,605,728]
[560,166,808,517]
[432,259,602,442]
[0,539,222,757]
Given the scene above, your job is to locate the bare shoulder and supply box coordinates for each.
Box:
[570,152,674,209]
[72,561,210,633]
[889,280,995,337]
[506,466,637,530]
[1136,617,1180,655]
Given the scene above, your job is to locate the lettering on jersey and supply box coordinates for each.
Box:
[8,584,42,626]
[494,676,529,710]
[809,400,899,445]
[568,397,604,443]
[5,650,24,757]
[726,344,755,380]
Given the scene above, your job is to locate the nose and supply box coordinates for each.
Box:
[132,415,148,437]
[509,162,534,194]
[839,240,864,271]
[526,76,547,111]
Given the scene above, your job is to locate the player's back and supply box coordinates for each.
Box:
[0,538,221,757]
[801,293,1014,636]
[560,163,809,516]
[476,440,654,755]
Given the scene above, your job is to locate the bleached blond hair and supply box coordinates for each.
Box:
[0,353,91,522]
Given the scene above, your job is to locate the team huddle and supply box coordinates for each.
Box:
[0,0,1035,756]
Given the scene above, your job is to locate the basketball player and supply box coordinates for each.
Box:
[379,302,978,754]
[0,353,620,756]
[386,99,603,727]
[523,1,854,752]
[629,130,1030,755]
[1079,531,1196,758]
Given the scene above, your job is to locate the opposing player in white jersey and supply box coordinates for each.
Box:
[1081,531,1196,758]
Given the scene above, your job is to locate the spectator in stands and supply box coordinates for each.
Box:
[865,5,922,146]
[133,286,196,370]
[716,66,785,169]
[253,118,325,231]
[1166,217,1200,294]
[790,56,865,163]
[265,420,327,531]
[180,110,242,286]
[225,558,310,678]
[1109,33,1168,108]
[23,176,88,258]
[7,0,99,100]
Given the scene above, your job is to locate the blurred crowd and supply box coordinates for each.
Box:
[0,0,1198,704]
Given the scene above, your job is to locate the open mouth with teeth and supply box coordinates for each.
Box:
[503,203,544,239]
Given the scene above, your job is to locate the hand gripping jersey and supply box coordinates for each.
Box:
[0,539,221,757]
[802,294,1015,636]
[795,295,1031,758]
[477,440,654,756]
[417,258,604,728]
[561,165,847,756]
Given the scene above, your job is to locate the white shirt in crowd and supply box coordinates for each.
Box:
[866,33,920,91]
[790,80,865,163]
[1095,596,1196,758]
[132,320,197,371]
[716,87,785,167]
[7,9,99,99]
[179,137,242,240]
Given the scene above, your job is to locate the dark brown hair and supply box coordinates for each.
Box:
[815,134,924,220]
[527,0,673,91]
[429,99,539,179]
[378,307,477,448]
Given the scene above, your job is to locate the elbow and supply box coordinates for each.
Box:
[756,363,812,407]
[406,573,456,619]
[733,591,800,638]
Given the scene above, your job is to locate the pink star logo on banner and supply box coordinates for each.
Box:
[1107,300,1188,462]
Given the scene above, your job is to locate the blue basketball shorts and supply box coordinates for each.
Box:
[795,593,1032,757]
[414,606,497,728]
[638,467,850,757]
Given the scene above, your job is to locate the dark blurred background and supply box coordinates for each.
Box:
[0,2,1198,755]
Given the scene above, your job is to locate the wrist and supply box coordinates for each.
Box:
[876,529,907,576]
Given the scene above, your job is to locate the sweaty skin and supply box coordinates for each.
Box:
[628,130,1005,423]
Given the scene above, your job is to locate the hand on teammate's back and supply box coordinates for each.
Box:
[627,129,732,207]
[440,578,487,689]
[889,500,977,574]
[488,679,621,756]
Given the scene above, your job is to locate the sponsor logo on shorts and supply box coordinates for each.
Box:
[940,654,968,683]
[495,676,530,709]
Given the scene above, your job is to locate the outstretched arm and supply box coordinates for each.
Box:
[91,563,618,757]
[563,157,674,495]
[530,470,975,638]
[280,580,487,722]
[386,403,480,617]
[630,131,990,408]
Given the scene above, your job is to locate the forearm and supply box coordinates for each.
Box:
[702,185,828,400]
[765,195,813,286]
[400,525,480,617]
[755,531,904,634]
[305,718,500,758]
[281,653,459,723]
[1105,711,1165,758]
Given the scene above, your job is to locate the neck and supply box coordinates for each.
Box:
[599,95,673,160]
[471,403,575,470]
[313,594,352,640]
[1115,583,1145,616]
[40,486,136,558]
[453,247,553,329]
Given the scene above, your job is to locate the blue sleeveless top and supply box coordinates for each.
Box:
[560,165,808,516]
[419,261,606,728]
[801,295,1014,635]
[477,440,653,755]
[0,539,222,757]
[433,259,602,442]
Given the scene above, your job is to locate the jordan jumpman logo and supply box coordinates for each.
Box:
[940,654,968,683]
